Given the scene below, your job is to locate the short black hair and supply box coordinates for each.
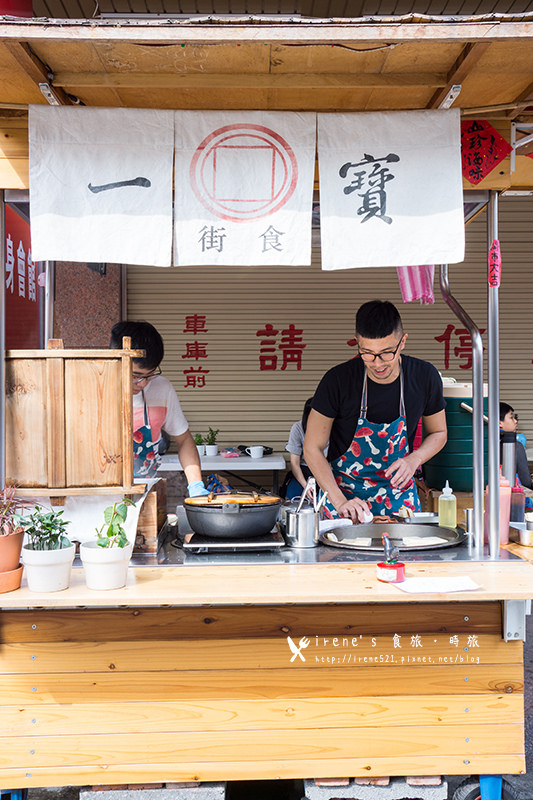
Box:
[110,321,164,370]
[500,402,514,422]
[355,300,403,340]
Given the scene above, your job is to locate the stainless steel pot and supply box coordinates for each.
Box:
[184,492,281,539]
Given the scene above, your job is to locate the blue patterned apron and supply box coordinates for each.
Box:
[323,364,421,519]
[133,391,161,479]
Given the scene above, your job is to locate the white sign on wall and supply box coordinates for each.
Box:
[317,109,465,270]
[29,106,174,267]
[173,111,316,266]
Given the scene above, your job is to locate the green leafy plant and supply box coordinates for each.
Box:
[194,433,204,446]
[205,427,219,446]
[21,508,71,551]
[96,498,135,549]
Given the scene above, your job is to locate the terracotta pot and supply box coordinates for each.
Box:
[0,530,24,573]
[0,564,23,594]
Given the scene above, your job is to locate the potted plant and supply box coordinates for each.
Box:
[205,427,220,456]
[194,433,205,457]
[0,485,29,593]
[20,508,75,593]
[80,498,135,590]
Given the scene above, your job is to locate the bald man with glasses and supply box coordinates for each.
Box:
[304,300,447,522]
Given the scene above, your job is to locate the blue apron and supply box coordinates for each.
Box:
[133,391,161,479]
[323,364,421,518]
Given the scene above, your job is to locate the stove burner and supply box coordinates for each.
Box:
[179,529,285,553]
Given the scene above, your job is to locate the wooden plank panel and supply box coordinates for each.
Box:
[2,561,533,607]
[0,666,523,704]
[6,349,144,359]
[0,753,526,789]
[0,602,503,642]
[45,354,65,488]
[0,117,29,158]
[52,71,448,89]
[121,351,134,489]
[0,157,28,189]
[0,635,520,673]
[2,694,523,735]
[64,359,123,487]
[5,359,48,486]
[0,724,524,768]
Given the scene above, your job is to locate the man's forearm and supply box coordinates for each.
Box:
[175,435,203,485]
[413,431,447,468]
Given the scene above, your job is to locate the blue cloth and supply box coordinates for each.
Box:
[205,474,234,494]
[187,480,209,497]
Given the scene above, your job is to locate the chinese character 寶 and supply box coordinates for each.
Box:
[339,153,400,225]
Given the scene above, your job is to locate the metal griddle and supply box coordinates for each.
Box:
[320,522,466,551]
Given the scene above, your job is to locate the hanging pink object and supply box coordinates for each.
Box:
[396,265,435,304]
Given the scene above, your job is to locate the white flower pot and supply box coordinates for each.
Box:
[205,445,218,456]
[196,444,206,457]
[22,544,75,593]
[80,541,133,590]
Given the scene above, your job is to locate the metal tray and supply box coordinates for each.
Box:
[319,522,466,551]
[392,512,440,525]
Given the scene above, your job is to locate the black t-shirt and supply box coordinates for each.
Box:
[312,354,445,462]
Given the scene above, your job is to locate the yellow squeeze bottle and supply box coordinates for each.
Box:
[438,480,457,528]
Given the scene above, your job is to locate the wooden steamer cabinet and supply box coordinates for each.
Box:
[4,340,143,498]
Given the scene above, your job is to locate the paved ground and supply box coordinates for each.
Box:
[19,614,533,800]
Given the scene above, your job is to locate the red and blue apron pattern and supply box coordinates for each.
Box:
[133,391,161,479]
[323,365,420,519]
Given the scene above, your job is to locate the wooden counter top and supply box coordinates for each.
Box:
[2,558,533,608]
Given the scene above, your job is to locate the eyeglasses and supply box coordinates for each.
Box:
[358,338,403,363]
[132,366,162,385]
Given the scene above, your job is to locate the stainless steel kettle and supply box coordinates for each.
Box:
[283,502,319,548]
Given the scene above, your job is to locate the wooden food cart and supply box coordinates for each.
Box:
[0,557,531,788]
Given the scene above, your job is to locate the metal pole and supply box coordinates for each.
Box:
[487,191,500,559]
[0,192,5,489]
[44,261,55,344]
[439,264,484,553]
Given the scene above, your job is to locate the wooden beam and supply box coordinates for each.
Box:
[53,71,447,90]
[506,81,533,119]
[0,19,533,44]
[426,41,490,109]
[3,41,76,105]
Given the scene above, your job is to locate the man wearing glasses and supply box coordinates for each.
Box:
[304,300,447,522]
[110,321,208,496]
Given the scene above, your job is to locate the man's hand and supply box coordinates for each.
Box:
[384,453,421,489]
[336,496,372,523]
[187,480,209,497]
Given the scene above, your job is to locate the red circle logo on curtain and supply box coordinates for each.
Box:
[190,124,298,222]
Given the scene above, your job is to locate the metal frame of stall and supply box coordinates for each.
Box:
[439,189,502,560]
[0,186,505,553]
[0,173,526,800]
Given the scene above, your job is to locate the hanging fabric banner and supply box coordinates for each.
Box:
[174,111,315,266]
[317,109,464,270]
[29,106,174,267]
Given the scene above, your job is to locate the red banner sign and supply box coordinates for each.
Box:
[4,204,42,349]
